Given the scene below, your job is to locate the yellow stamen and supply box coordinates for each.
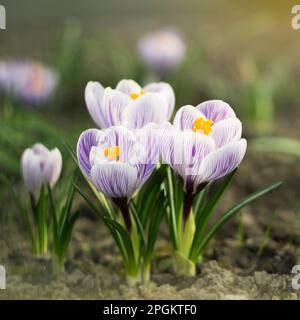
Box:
[192,118,214,135]
[103,146,120,161]
[130,89,145,100]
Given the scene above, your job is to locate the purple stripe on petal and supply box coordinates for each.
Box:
[90,162,138,200]
[211,118,242,148]
[173,105,206,131]
[123,93,168,129]
[102,88,132,126]
[85,81,109,128]
[196,100,236,123]
[196,139,247,185]
[77,129,102,177]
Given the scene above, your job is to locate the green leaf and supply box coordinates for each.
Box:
[190,170,237,258]
[73,183,106,219]
[165,167,179,250]
[129,201,146,247]
[37,185,48,253]
[193,184,210,219]
[192,181,282,261]
[59,183,76,238]
[144,191,166,263]
[104,217,136,272]
[47,185,58,245]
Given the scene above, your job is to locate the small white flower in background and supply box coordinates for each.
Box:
[21,144,62,200]
[85,79,175,129]
[0,60,58,106]
[137,28,186,74]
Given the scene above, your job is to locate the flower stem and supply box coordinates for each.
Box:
[52,254,65,275]
[120,205,132,232]
[183,193,194,226]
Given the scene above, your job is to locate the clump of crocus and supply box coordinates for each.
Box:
[160,100,281,275]
[4,143,78,275]
[85,79,175,129]
[137,28,186,76]
[76,125,165,284]
[0,60,58,106]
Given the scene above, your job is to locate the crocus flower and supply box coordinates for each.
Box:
[77,125,159,230]
[161,100,247,195]
[0,60,58,105]
[137,29,186,74]
[85,79,175,129]
[21,144,62,200]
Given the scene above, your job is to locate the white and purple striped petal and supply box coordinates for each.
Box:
[144,82,175,118]
[116,79,142,95]
[196,139,247,185]
[85,81,109,128]
[91,162,138,200]
[122,93,168,129]
[77,129,102,178]
[160,124,215,191]
[21,144,62,200]
[210,118,242,148]
[102,88,132,127]
[173,105,206,131]
[196,100,236,124]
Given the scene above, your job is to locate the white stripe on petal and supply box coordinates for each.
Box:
[144,82,175,118]
[173,105,206,131]
[211,118,242,148]
[21,149,43,199]
[116,79,141,95]
[122,93,168,129]
[48,148,62,187]
[102,88,132,126]
[196,139,247,185]
[91,162,138,200]
[85,81,108,128]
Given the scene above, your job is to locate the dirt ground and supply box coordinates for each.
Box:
[1,151,300,300]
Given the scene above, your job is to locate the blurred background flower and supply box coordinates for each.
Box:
[137,28,186,77]
[0,60,58,106]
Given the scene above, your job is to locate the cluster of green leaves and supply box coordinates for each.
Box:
[48,183,79,274]
[75,165,168,283]
[165,167,282,269]
[1,173,79,274]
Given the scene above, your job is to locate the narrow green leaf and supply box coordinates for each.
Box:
[37,185,48,253]
[129,201,146,247]
[166,167,178,250]
[190,170,237,258]
[47,185,58,245]
[145,191,166,262]
[193,181,282,260]
[59,183,75,238]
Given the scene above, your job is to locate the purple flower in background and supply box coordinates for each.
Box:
[0,60,58,106]
[161,100,247,194]
[137,28,186,74]
[85,79,175,129]
[77,125,159,204]
[21,144,62,200]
